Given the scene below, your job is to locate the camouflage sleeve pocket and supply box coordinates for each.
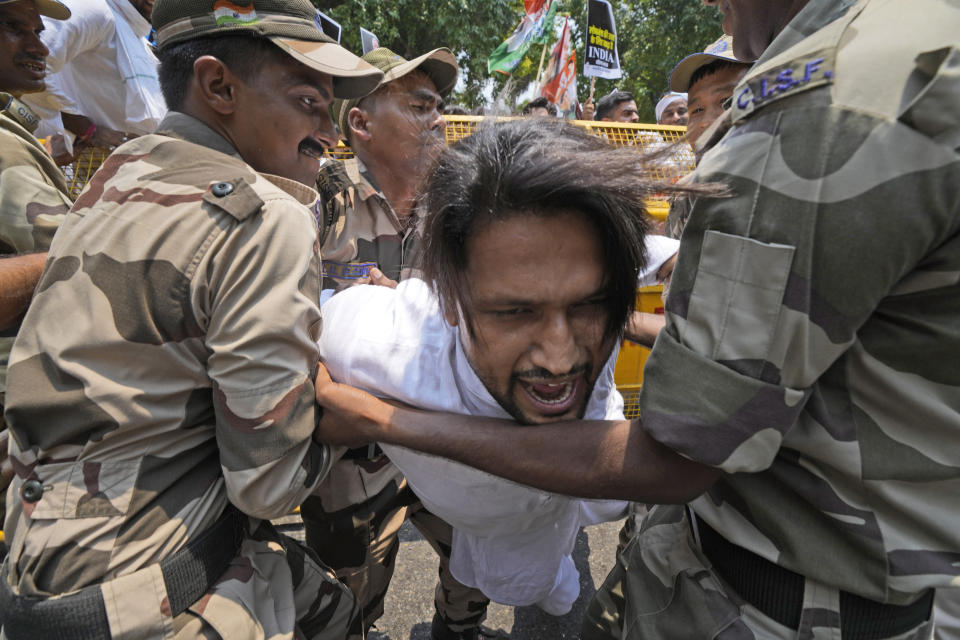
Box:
[681,230,795,368]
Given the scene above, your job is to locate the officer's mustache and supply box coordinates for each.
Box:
[298,138,327,160]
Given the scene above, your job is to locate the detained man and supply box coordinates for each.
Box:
[316,118,700,617]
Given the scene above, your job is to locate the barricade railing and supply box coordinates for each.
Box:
[328,116,692,220]
[62,144,112,200]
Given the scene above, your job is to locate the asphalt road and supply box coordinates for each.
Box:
[369,519,624,640]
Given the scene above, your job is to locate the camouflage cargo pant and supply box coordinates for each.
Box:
[582,505,934,640]
[1,518,359,640]
[301,452,490,634]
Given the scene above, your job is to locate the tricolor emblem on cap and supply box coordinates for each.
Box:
[213,0,259,26]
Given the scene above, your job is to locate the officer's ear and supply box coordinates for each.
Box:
[193,55,240,116]
[347,106,372,143]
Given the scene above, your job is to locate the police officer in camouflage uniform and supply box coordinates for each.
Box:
[0,0,384,637]
[314,46,456,292]
[311,0,960,638]
[303,47,492,640]
[0,0,73,532]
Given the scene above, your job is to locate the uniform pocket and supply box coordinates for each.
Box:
[620,505,744,639]
[681,230,795,369]
[27,459,142,519]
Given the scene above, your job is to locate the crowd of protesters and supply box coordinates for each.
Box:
[0,0,958,639]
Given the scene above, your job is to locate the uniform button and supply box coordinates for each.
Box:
[211,182,234,197]
[21,479,44,503]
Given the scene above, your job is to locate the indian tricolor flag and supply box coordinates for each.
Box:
[487,0,556,75]
[213,0,259,26]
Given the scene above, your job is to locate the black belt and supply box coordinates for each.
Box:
[695,516,933,640]
[0,506,245,640]
[342,444,384,460]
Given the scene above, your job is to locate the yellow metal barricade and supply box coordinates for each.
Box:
[616,285,666,419]
[63,145,111,200]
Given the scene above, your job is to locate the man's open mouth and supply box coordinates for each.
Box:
[18,59,45,77]
[519,377,582,415]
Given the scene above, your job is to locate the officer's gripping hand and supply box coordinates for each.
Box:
[313,362,390,448]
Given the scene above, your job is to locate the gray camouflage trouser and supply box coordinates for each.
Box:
[583,505,934,640]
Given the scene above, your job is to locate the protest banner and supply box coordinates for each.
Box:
[583,0,622,80]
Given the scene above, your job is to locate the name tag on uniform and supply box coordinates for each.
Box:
[2,95,39,131]
[731,49,836,123]
[323,261,377,280]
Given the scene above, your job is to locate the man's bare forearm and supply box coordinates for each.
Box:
[624,311,666,347]
[0,253,47,329]
[314,365,720,503]
[378,405,719,503]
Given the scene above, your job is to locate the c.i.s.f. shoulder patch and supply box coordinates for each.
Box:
[731,48,836,123]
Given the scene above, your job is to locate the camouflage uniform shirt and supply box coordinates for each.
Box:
[316,156,421,290]
[2,112,349,637]
[642,0,960,611]
[0,93,71,391]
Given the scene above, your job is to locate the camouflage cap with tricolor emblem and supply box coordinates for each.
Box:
[152,0,383,99]
[0,0,70,19]
[332,47,459,138]
[668,35,753,93]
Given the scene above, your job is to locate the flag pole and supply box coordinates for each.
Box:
[535,41,549,88]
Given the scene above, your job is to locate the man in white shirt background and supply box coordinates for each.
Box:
[22,0,165,157]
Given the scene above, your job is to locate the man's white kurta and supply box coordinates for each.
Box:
[318,278,633,614]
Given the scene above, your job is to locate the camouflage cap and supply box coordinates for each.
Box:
[0,0,70,19]
[669,35,752,93]
[332,47,459,139]
[152,0,383,99]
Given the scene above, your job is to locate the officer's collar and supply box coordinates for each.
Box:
[157,112,319,204]
[155,112,243,159]
[349,158,385,201]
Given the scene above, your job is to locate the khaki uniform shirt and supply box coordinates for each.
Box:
[316,157,421,290]
[3,112,333,600]
[642,0,960,605]
[0,94,71,392]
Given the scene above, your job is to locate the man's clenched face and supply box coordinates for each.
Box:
[356,70,446,180]
[448,211,616,425]
[0,1,49,96]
